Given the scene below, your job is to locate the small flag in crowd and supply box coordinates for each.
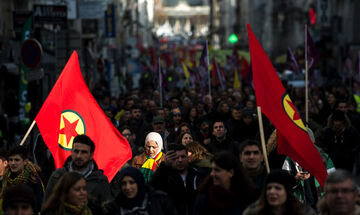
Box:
[211,56,226,90]
[240,57,252,85]
[233,68,241,89]
[182,62,191,88]
[247,24,327,187]
[287,47,302,74]
[306,29,320,70]
[35,51,132,181]
[199,42,209,79]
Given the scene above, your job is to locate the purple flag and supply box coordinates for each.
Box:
[198,42,209,79]
[306,29,320,69]
[287,47,302,74]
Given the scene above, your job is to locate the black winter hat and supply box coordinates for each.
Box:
[2,184,36,211]
[264,169,296,192]
[332,110,346,122]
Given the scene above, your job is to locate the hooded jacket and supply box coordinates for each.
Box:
[318,112,360,171]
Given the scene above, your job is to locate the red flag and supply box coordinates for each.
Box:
[211,57,219,87]
[247,24,327,187]
[150,47,158,74]
[211,56,225,89]
[35,51,131,181]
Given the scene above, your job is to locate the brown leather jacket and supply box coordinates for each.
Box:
[131,152,165,169]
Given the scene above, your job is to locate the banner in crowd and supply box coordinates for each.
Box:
[247,24,327,187]
[35,51,131,181]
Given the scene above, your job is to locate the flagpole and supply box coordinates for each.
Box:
[158,57,163,108]
[305,24,309,125]
[206,41,211,97]
[19,120,36,146]
[256,106,270,174]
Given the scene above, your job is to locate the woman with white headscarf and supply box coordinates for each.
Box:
[131,132,165,183]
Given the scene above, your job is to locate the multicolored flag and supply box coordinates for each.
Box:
[306,29,320,70]
[247,24,327,187]
[35,51,131,181]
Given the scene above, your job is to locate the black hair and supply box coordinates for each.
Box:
[118,125,133,134]
[212,119,225,130]
[73,135,95,153]
[167,143,187,153]
[130,105,142,111]
[238,139,262,154]
[8,146,28,160]
[0,148,8,161]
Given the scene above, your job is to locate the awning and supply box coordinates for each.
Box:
[0,63,19,75]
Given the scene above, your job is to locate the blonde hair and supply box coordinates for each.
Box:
[186,141,213,163]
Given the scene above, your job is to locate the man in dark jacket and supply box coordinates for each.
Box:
[238,140,267,193]
[206,120,239,155]
[44,135,111,204]
[318,110,360,172]
[150,144,203,215]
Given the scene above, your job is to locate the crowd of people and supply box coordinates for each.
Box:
[1,58,360,214]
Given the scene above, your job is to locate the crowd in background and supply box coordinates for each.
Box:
[1,52,360,214]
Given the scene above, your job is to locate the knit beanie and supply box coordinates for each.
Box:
[264,169,296,193]
[2,184,36,211]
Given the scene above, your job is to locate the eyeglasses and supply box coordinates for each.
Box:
[122,133,132,137]
[326,188,356,195]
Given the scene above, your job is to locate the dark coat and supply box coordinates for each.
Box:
[44,157,111,204]
[192,185,248,215]
[102,186,178,215]
[243,199,317,215]
[206,136,239,155]
[318,113,360,171]
[150,163,203,215]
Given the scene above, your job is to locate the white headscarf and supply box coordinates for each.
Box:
[145,132,163,156]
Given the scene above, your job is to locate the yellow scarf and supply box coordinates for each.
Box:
[140,152,163,183]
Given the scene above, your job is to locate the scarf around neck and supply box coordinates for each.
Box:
[63,202,92,215]
[140,152,163,183]
[208,184,237,212]
[2,161,44,194]
[69,161,94,178]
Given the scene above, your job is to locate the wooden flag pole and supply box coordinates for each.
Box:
[305,24,309,125]
[19,120,36,146]
[257,106,270,174]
